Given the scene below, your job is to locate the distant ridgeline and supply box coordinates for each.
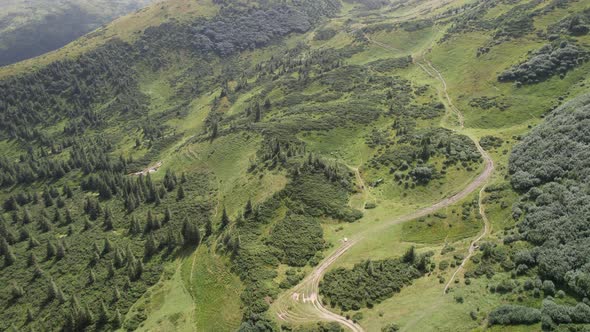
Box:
[0,1,153,66]
[0,1,348,331]
[487,94,590,329]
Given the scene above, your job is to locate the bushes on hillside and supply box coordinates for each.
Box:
[269,214,325,266]
[320,248,432,310]
[498,41,589,84]
[488,305,542,325]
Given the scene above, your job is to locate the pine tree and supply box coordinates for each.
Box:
[114,248,125,268]
[26,308,34,322]
[5,245,16,266]
[113,286,121,302]
[107,262,115,278]
[181,219,201,247]
[244,199,253,218]
[88,269,96,285]
[27,252,38,267]
[144,234,158,258]
[83,217,93,231]
[103,208,114,230]
[10,282,24,299]
[47,278,59,301]
[46,240,56,259]
[164,208,172,223]
[177,184,185,201]
[205,218,213,238]
[33,263,44,279]
[112,309,122,328]
[220,207,230,230]
[56,240,66,260]
[57,287,66,304]
[130,215,142,235]
[0,236,9,256]
[64,209,73,225]
[403,246,416,264]
[98,300,109,325]
[29,236,41,250]
[102,238,113,255]
[154,190,162,205]
[39,217,52,233]
[23,209,32,224]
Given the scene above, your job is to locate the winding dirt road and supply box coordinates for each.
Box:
[276,29,494,332]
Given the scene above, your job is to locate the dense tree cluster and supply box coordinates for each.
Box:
[140,0,341,57]
[548,8,590,36]
[498,41,589,84]
[487,94,590,328]
[0,41,140,140]
[268,214,324,266]
[319,247,432,311]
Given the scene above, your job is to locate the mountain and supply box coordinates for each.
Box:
[0,0,157,66]
[0,0,589,331]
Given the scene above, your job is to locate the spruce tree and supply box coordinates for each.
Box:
[164,208,172,223]
[113,286,121,302]
[220,207,230,230]
[98,300,109,325]
[27,252,38,267]
[46,240,56,260]
[130,215,141,235]
[23,209,32,224]
[10,282,24,299]
[144,234,158,258]
[64,209,73,224]
[244,199,253,218]
[47,278,59,301]
[5,245,16,266]
[102,238,113,255]
[112,309,122,328]
[103,208,114,230]
[83,217,93,231]
[88,269,96,285]
[26,308,34,322]
[205,218,213,238]
[177,184,185,201]
[181,219,201,247]
[56,240,66,260]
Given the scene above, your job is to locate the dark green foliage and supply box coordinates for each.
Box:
[499,41,589,84]
[508,94,590,299]
[367,56,413,72]
[381,323,400,332]
[141,0,341,57]
[320,249,432,311]
[548,8,590,36]
[488,305,542,325]
[314,28,337,41]
[269,214,324,266]
[283,161,362,222]
[181,219,201,247]
[469,96,510,111]
[479,136,503,150]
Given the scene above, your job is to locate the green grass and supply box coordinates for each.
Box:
[183,246,244,332]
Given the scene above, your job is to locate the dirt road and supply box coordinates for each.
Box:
[276,30,494,332]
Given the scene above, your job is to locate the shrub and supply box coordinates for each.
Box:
[488,305,542,325]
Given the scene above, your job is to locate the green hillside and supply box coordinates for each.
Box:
[0,0,589,331]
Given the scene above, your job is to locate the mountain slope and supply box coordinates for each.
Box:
[0,0,590,331]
